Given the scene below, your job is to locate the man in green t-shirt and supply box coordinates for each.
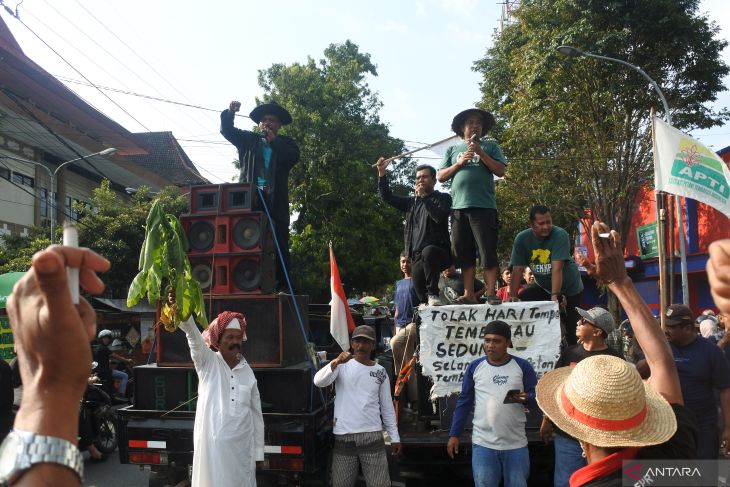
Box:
[508,205,584,345]
[437,108,506,305]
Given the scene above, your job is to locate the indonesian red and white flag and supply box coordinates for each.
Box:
[329,244,355,352]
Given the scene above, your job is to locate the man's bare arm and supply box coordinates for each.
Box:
[589,222,682,404]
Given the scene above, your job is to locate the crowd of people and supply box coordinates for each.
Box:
[2,99,730,487]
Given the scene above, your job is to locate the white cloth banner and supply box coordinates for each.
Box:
[653,117,730,217]
[418,302,561,397]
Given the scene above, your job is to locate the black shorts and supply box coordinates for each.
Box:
[451,208,499,270]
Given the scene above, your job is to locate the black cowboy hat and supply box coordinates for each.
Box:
[451,108,495,137]
[249,101,293,125]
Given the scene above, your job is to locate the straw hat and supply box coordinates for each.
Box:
[536,355,677,448]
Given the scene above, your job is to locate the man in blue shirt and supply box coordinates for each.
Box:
[393,252,419,330]
[447,321,537,487]
[662,303,730,459]
[391,251,420,398]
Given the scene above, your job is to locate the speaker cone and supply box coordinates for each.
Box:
[189,221,214,252]
[233,258,261,292]
[233,218,261,250]
[191,263,212,291]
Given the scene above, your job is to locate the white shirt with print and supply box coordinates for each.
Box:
[314,359,400,442]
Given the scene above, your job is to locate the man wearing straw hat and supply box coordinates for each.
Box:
[437,108,506,305]
[539,307,623,486]
[536,222,697,487]
[179,306,264,486]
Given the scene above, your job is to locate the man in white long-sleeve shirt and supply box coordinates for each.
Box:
[179,308,264,487]
[314,325,401,487]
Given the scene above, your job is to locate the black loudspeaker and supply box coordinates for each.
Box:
[133,364,198,411]
[181,213,270,255]
[189,183,253,214]
[207,294,310,368]
[188,254,275,295]
[154,295,310,368]
[156,326,193,366]
[253,361,323,413]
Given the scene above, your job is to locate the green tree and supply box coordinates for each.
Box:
[0,227,51,273]
[476,0,728,317]
[476,0,728,255]
[257,41,414,301]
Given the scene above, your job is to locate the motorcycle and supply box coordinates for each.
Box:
[84,366,118,454]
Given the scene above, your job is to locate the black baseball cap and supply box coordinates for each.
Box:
[484,320,513,347]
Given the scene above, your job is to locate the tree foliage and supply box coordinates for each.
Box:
[257,41,414,301]
[0,227,51,274]
[476,0,729,258]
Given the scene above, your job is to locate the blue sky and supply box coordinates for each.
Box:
[1,0,728,184]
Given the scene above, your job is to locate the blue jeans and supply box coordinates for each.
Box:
[472,444,529,487]
[553,434,586,487]
[112,369,128,395]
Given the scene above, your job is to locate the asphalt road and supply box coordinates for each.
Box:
[83,451,149,487]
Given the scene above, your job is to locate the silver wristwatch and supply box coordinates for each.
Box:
[0,430,83,485]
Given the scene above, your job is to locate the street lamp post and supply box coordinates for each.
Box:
[1,148,117,242]
[557,45,690,308]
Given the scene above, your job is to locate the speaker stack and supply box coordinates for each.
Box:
[182,183,275,296]
[155,183,313,374]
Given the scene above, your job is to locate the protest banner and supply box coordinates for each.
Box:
[418,301,561,396]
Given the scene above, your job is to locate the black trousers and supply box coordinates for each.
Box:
[411,245,451,302]
[518,284,583,346]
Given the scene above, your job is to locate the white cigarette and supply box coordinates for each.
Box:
[598,233,611,239]
[63,224,80,304]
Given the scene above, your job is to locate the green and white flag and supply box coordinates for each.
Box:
[653,117,730,217]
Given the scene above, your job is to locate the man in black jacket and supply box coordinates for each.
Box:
[220,100,300,288]
[375,158,452,306]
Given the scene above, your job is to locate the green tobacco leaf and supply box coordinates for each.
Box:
[166,216,186,272]
[193,281,208,328]
[177,272,194,322]
[126,270,147,307]
[146,261,162,304]
[139,200,164,271]
[174,269,185,324]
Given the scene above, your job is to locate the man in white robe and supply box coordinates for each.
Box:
[179,310,264,486]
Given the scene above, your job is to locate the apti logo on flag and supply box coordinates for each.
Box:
[653,117,730,217]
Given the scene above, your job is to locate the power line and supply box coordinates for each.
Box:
[0,158,84,227]
[3,6,152,132]
[35,1,175,129]
[66,1,250,169]
[1,87,116,183]
[93,0,223,122]
[52,74,252,119]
